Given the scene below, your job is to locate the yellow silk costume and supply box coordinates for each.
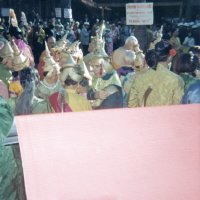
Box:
[66,89,92,112]
[128,63,184,107]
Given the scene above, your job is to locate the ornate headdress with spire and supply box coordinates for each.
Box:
[21,11,28,27]
[11,40,30,71]
[0,39,14,59]
[43,41,60,77]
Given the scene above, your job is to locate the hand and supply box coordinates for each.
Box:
[95,90,109,100]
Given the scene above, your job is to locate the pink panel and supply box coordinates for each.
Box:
[16,105,200,200]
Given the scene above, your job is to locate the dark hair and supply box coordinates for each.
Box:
[145,49,157,69]
[189,46,200,55]
[155,40,172,62]
[64,76,78,86]
[43,71,48,77]
[12,71,19,78]
[19,67,37,87]
[9,26,23,40]
[175,53,199,74]
[79,77,89,87]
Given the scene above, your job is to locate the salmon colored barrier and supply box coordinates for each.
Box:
[16,105,200,200]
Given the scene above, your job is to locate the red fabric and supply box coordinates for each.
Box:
[37,60,45,80]
[48,92,72,112]
[16,105,200,200]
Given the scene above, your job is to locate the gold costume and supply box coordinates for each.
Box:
[128,63,184,107]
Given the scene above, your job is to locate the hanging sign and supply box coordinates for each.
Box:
[126,3,154,25]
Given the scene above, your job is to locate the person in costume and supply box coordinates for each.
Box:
[0,38,13,86]
[87,52,123,109]
[8,71,23,98]
[59,65,92,112]
[112,36,141,70]
[35,42,62,100]
[37,33,68,80]
[7,39,30,112]
[9,9,35,67]
[15,66,52,115]
[128,40,184,107]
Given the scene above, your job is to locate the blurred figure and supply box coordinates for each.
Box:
[182,80,200,104]
[175,52,199,91]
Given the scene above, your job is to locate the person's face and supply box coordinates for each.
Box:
[47,37,56,49]
[59,56,68,68]
[47,69,59,83]
[90,61,105,77]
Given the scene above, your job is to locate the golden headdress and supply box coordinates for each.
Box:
[53,32,69,50]
[11,40,30,71]
[43,41,60,76]
[0,39,14,58]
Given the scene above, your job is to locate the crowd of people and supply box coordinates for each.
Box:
[0,8,200,199]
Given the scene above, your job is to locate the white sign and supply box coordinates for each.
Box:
[64,8,72,19]
[55,8,62,18]
[126,3,154,25]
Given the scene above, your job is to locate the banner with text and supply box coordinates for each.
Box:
[64,8,72,19]
[55,8,62,18]
[126,3,153,25]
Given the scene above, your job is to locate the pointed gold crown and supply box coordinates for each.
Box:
[60,67,81,83]
[93,41,108,58]
[54,32,69,49]
[11,40,30,71]
[43,41,60,73]
[77,59,92,81]
[97,20,105,40]
[62,53,77,68]
[0,39,14,58]
[67,40,80,53]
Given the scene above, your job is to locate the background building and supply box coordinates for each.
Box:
[0,0,199,23]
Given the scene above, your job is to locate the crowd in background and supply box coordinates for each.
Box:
[0,9,200,199]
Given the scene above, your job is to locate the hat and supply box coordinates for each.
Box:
[60,63,86,84]
[95,40,108,57]
[77,59,92,81]
[11,40,30,71]
[0,39,14,58]
[61,52,76,68]
[54,32,69,49]
[43,41,60,76]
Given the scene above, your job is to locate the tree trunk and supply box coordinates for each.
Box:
[133,0,148,52]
